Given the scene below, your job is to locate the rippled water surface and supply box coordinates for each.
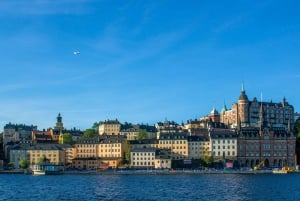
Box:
[0,174,300,201]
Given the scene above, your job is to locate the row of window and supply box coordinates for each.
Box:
[77,144,121,148]
[132,162,154,166]
[213,151,235,156]
[132,153,154,156]
[132,157,154,161]
[160,141,187,144]
[240,144,290,149]
[212,146,235,150]
[212,140,235,144]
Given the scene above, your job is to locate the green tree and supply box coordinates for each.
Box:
[83,129,97,138]
[136,129,147,140]
[124,141,131,164]
[59,133,74,144]
[19,158,29,169]
[37,156,49,164]
[294,117,300,138]
[201,155,213,167]
[8,162,14,169]
[92,122,100,132]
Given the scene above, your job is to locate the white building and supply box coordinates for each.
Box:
[131,148,155,168]
[209,128,238,161]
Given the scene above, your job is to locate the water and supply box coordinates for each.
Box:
[0,174,300,201]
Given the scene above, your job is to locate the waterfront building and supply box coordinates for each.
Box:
[74,138,98,159]
[72,157,101,170]
[73,135,127,169]
[209,128,238,162]
[130,148,156,168]
[97,135,127,159]
[157,132,189,160]
[98,119,121,135]
[9,144,30,168]
[9,143,72,168]
[27,144,66,165]
[154,149,172,169]
[188,136,210,160]
[238,127,296,167]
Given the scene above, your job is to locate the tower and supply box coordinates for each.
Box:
[55,113,64,132]
[238,83,249,126]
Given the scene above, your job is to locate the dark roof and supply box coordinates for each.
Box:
[187,136,209,142]
[209,128,238,139]
[239,90,248,101]
[159,132,189,140]
[76,135,126,144]
[4,123,37,130]
[129,139,158,144]
[132,148,156,152]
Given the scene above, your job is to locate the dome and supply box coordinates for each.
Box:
[239,90,248,101]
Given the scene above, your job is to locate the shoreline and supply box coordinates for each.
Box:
[1,169,299,175]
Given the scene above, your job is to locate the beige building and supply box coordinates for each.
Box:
[73,135,127,169]
[98,119,121,135]
[27,144,66,165]
[188,136,210,160]
[154,149,172,169]
[157,133,188,160]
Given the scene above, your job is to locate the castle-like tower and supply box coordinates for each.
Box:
[54,113,64,131]
[221,85,294,131]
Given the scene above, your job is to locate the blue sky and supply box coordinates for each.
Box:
[0,0,299,130]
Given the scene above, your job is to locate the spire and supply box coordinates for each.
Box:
[221,101,227,113]
[242,82,245,92]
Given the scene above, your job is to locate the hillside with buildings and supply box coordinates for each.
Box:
[1,88,299,171]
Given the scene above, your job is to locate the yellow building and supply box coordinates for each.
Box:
[157,133,188,160]
[98,119,121,135]
[27,144,65,165]
[73,135,127,169]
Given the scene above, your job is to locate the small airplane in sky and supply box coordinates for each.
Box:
[73,51,80,55]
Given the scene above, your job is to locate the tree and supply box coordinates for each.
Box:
[8,162,14,169]
[83,129,97,138]
[38,156,49,164]
[19,158,29,169]
[124,141,132,164]
[201,155,213,167]
[136,129,147,140]
[92,122,100,132]
[59,133,74,144]
[294,117,300,138]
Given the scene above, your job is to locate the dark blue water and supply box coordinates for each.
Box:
[0,174,299,201]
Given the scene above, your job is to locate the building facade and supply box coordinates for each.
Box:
[221,87,294,130]
[238,127,296,168]
[98,119,121,135]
